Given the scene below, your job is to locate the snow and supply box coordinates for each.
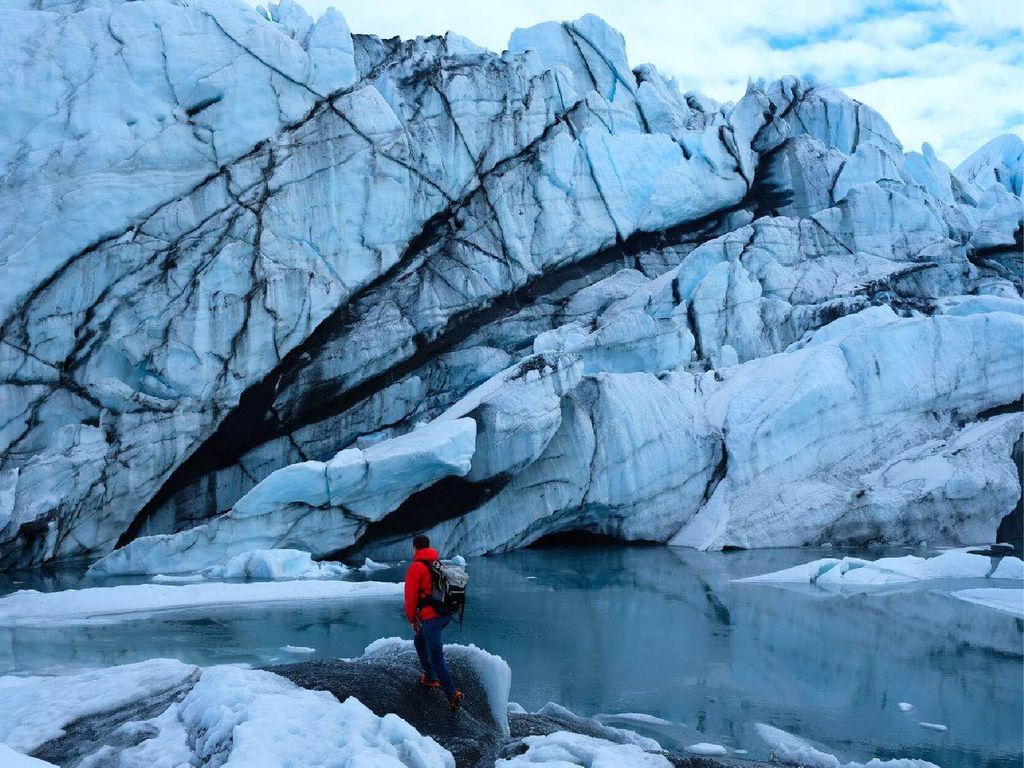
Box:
[0,745,57,768]
[949,588,1024,618]
[0,579,401,627]
[96,702,194,768]
[178,665,454,768]
[685,742,728,756]
[0,659,198,753]
[495,731,671,768]
[737,551,1024,589]
[755,723,939,768]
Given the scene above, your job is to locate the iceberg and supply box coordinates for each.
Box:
[736,550,1024,588]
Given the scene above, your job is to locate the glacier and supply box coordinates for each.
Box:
[0,0,1021,570]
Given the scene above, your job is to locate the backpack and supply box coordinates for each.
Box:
[420,560,469,623]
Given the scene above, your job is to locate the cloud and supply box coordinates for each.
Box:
[268,0,1023,165]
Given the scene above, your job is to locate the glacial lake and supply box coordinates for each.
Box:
[1,545,1021,767]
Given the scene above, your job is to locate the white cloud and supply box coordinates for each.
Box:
[268,0,1023,165]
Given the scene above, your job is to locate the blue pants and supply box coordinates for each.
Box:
[414,616,455,698]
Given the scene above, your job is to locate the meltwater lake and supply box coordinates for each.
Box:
[1,545,1021,768]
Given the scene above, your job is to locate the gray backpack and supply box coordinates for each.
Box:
[423,560,469,623]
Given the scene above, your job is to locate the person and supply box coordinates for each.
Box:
[404,534,463,712]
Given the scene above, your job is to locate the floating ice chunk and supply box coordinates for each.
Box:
[0,660,198,753]
[359,558,391,572]
[949,588,1024,618]
[208,549,349,580]
[737,551,1023,589]
[496,731,671,767]
[737,558,844,584]
[443,555,467,567]
[0,580,401,628]
[898,702,915,712]
[179,665,454,768]
[918,722,947,733]
[536,702,661,750]
[755,723,939,768]
[281,645,316,654]
[992,557,1024,579]
[0,744,57,767]
[151,573,207,584]
[686,742,728,756]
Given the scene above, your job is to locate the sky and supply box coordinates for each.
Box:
[272,0,1023,166]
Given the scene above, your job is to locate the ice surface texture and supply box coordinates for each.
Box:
[1,0,1022,568]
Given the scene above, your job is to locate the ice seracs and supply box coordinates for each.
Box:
[0,0,1021,569]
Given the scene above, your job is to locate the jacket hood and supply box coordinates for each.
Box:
[414,547,439,562]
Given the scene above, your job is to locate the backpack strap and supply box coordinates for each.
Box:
[415,560,439,611]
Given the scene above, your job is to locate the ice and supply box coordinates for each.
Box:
[495,731,672,767]
[535,702,661,750]
[955,134,1023,196]
[0,659,198,753]
[178,665,454,768]
[736,551,1023,589]
[95,702,193,768]
[0,745,57,767]
[508,15,636,106]
[90,418,475,575]
[918,722,947,733]
[0,579,401,627]
[898,703,915,712]
[209,549,349,580]
[755,723,939,768]
[949,588,1024,618]
[281,645,316,654]
[685,742,728,756]
[359,558,391,572]
[1,3,1022,567]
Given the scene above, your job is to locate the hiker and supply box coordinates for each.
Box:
[405,534,464,712]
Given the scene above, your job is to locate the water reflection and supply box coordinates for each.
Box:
[0,546,1020,768]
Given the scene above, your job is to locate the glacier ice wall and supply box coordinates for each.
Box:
[0,0,1021,569]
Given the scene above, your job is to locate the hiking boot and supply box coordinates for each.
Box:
[419,674,440,689]
[448,690,463,712]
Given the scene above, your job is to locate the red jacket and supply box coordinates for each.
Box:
[404,547,441,623]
